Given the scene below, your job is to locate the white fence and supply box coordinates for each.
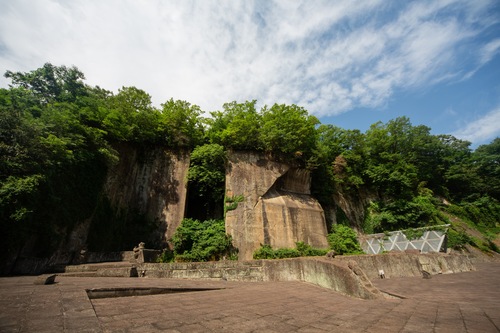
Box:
[361,225,449,255]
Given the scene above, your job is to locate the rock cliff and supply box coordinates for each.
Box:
[101,144,190,248]
[225,151,329,260]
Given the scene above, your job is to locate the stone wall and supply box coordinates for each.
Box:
[137,253,475,299]
[334,252,475,280]
[139,257,382,299]
[225,151,329,260]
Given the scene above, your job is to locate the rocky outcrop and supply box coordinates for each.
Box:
[330,187,376,231]
[103,144,190,247]
[225,151,329,260]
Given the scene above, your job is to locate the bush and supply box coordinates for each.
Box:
[253,242,328,259]
[446,228,472,249]
[172,218,235,262]
[446,196,500,236]
[296,241,329,256]
[156,249,174,263]
[253,244,276,259]
[327,225,364,255]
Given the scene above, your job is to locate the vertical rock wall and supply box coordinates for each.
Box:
[226,151,329,260]
[104,144,190,247]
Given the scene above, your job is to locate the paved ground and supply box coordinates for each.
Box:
[0,263,499,333]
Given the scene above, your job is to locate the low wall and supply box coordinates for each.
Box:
[139,258,382,299]
[334,252,475,280]
[86,251,134,263]
[139,260,265,282]
[138,253,475,299]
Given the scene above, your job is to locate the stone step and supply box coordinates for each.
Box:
[58,271,98,278]
[57,262,139,278]
[63,262,134,273]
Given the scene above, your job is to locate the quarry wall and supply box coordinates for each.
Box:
[225,151,329,260]
[103,144,190,247]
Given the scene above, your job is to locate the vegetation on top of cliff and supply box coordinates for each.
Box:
[1,63,499,261]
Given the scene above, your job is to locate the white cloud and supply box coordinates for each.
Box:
[452,107,500,144]
[0,0,498,116]
[479,39,500,65]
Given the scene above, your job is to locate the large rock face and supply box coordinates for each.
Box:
[225,151,329,260]
[104,144,190,247]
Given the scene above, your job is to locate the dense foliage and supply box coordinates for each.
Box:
[1,63,499,262]
[171,218,235,261]
[327,225,364,255]
[185,144,226,220]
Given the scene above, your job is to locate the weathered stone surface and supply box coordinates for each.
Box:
[331,187,377,230]
[139,258,381,299]
[335,252,475,280]
[3,263,500,333]
[34,274,56,285]
[225,151,329,260]
[103,144,190,247]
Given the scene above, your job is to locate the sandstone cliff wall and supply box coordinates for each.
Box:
[329,187,377,231]
[103,144,190,247]
[225,151,329,260]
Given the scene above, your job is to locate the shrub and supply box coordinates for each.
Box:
[446,228,472,249]
[156,249,174,263]
[253,244,277,259]
[327,224,364,255]
[253,242,328,259]
[172,218,235,262]
[296,241,329,256]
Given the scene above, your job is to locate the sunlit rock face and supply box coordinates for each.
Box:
[103,144,190,247]
[225,151,329,260]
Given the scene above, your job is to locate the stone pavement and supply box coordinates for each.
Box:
[0,263,498,333]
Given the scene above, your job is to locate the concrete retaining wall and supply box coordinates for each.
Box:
[334,252,475,280]
[138,253,474,299]
[139,258,382,299]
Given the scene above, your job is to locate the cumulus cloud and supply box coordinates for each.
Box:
[0,0,498,115]
[452,107,500,144]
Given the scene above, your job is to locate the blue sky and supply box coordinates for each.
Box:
[0,0,499,148]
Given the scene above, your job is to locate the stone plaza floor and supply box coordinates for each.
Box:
[0,262,498,332]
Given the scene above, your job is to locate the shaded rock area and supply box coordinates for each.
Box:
[101,144,190,248]
[329,187,377,231]
[225,151,329,260]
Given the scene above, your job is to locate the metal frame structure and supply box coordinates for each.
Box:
[361,225,449,255]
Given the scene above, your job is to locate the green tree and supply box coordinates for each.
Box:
[103,86,161,143]
[260,103,319,161]
[159,99,204,147]
[472,138,500,200]
[5,63,87,104]
[208,100,262,150]
[187,144,226,220]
